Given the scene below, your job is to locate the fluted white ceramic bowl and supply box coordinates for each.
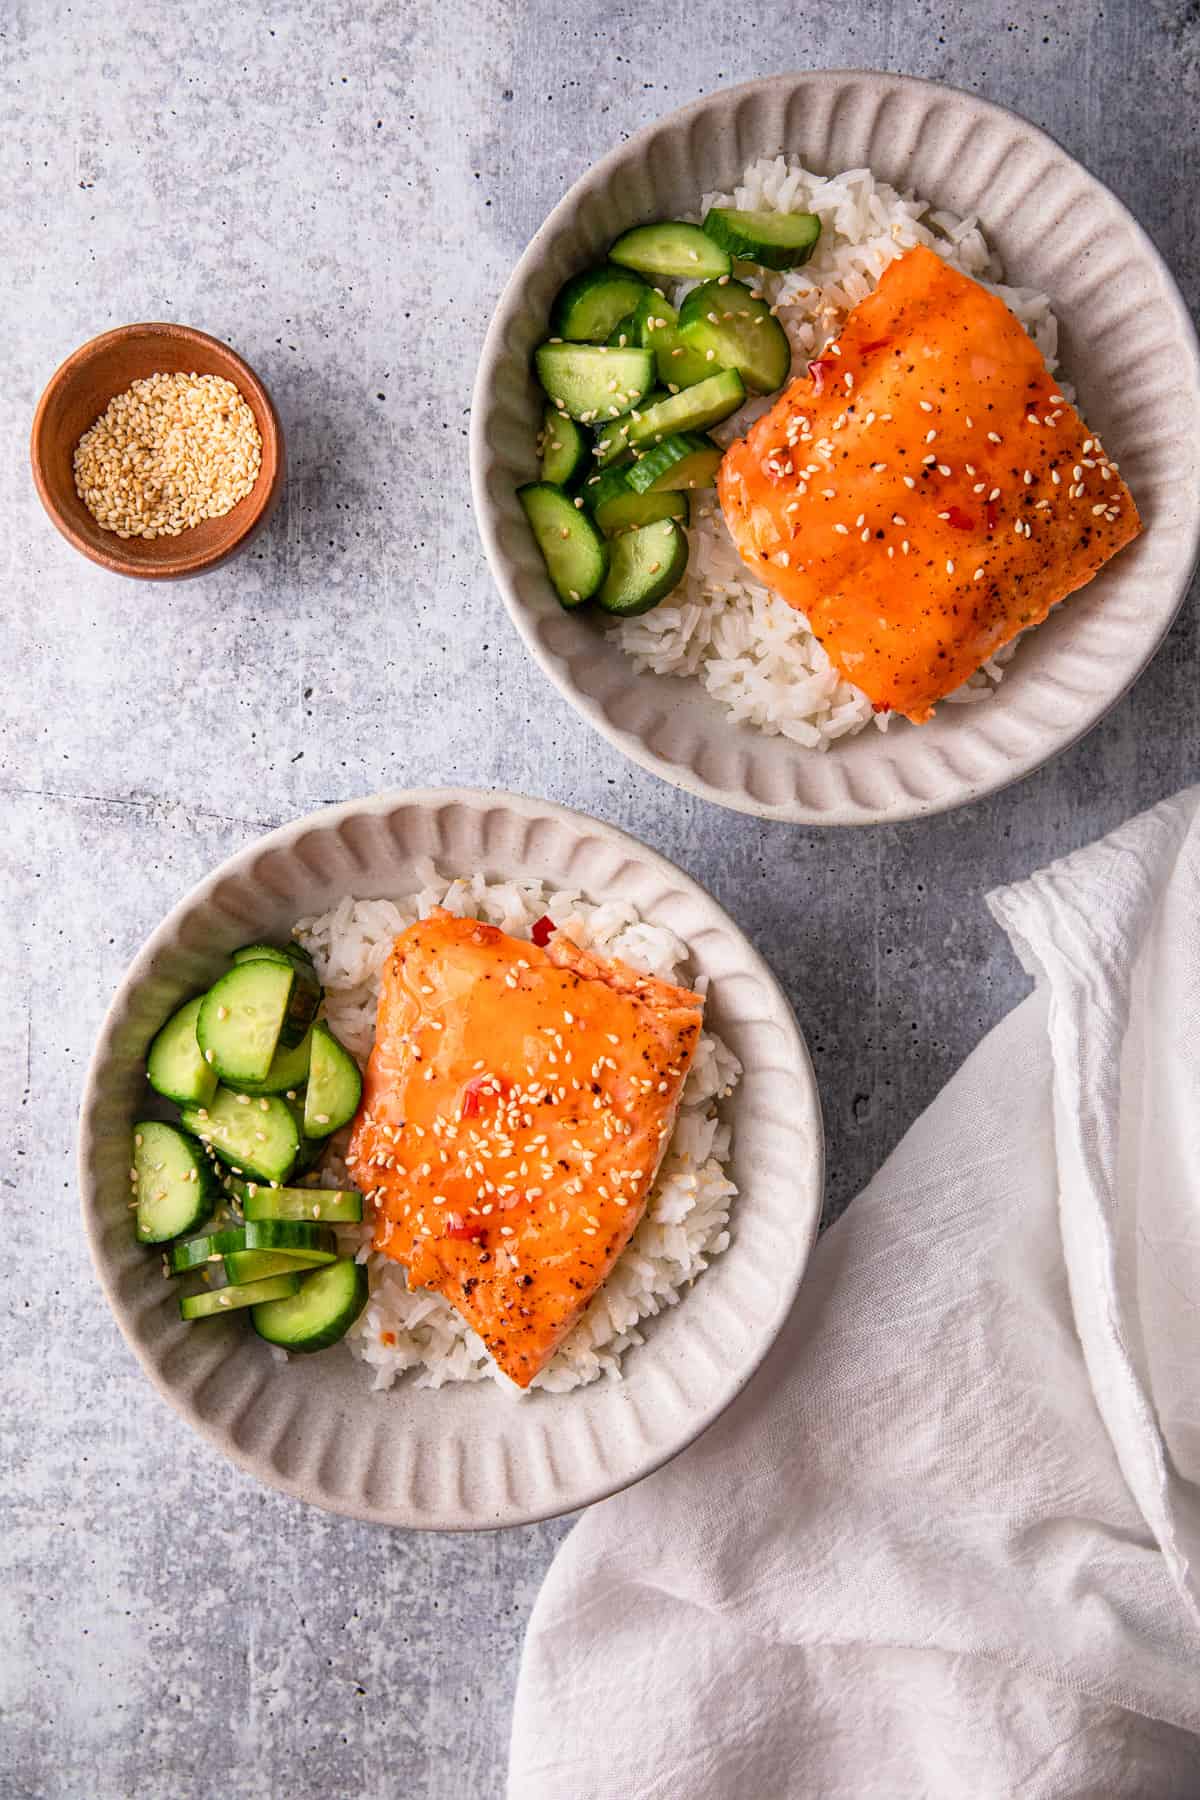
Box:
[471,71,1200,824]
[78,789,822,1529]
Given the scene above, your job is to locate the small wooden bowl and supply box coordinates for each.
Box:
[31,322,284,580]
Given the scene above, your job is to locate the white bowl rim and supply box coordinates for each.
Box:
[470,68,1200,825]
[77,785,825,1528]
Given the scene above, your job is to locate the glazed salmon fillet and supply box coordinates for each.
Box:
[717,244,1141,722]
[345,907,704,1388]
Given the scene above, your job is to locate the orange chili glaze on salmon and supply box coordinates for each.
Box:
[717,244,1141,722]
[345,908,704,1388]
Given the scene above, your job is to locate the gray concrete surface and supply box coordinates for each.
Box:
[2,1,1197,1794]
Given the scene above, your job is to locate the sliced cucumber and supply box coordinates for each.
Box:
[596,518,689,618]
[534,343,654,423]
[621,370,745,450]
[196,960,294,1086]
[180,1087,300,1184]
[626,432,723,494]
[233,1027,313,1098]
[180,1272,300,1321]
[232,941,316,972]
[587,465,689,535]
[631,292,714,389]
[677,278,792,395]
[609,221,730,281]
[225,1247,337,1284]
[538,406,588,487]
[243,1218,339,1257]
[240,1186,364,1224]
[230,942,321,1049]
[303,1022,363,1137]
[146,996,217,1109]
[251,1258,369,1355]
[591,387,669,470]
[518,482,608,608]
[702,206,821,271]
[169,1226,247,1273]
[605,312,639,348]
[549,264,647,342]
[133,1121,217,1245]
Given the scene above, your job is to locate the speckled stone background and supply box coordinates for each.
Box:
[2,0,1197,1794]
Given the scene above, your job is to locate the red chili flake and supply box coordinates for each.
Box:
[872,701,892,716]
[856,337,890,357]
[943,506,975,531]
[531,915,555,948]
[445,1216,486,1242]
[460,1073,509,1119]
[984,500,999,535]
[807,357,835,396]
[380,1330,397,1346]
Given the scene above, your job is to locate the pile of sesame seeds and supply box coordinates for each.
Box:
[73,371,262,539]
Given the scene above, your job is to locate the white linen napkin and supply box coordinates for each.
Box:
[508,787,1200,1799]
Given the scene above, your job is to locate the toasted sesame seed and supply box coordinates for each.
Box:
[73,371,262,540]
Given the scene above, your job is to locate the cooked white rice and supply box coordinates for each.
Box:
[293,863,741,1395]
[610,156,1066,747]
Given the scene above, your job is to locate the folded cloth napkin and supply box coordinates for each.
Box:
[509,788,1200,1799]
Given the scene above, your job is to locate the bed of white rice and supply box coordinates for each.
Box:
[609,156,1067,748]
[293,862,741,1395]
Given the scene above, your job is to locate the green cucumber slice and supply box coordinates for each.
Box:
[626,432,723,494]
[587,465,689,534]
[538,406,588,486]
[303,1022,363,1137]
[677,278,792,394]
[196,960,295,1086]
[251,1258,369,1354]
[232,941,315,972]
[133,1121,217,1245]
[632,292,714,389]
[605,311,639,348]
[549,264,646,342]
[702,206,821,270]
[609,221,731,281]
[534,343,654,423]
[621,370,745,450]
[243,1218,339,1256]
[169,1226,247,1273]
[232,1027,313,1098]
[180,1087,300,1184]
[180,1272,300,1321]
[230,943,321,1049]
[224,1247,337,1284]
[590,388,669,470]
[596,518,689,617]
[240,1186,364,1224]
[518,482,608,608]
[146,996,217,1110]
